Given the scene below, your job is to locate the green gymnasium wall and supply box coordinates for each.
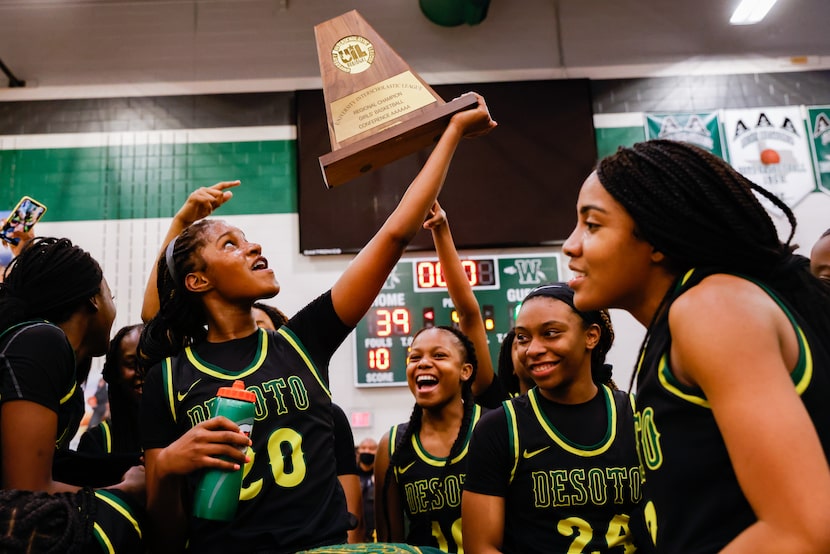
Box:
[0,140,297,221]
[0,92,298,222]
[594,126,645,159]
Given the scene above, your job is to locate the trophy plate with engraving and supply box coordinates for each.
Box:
[314,10,478,188]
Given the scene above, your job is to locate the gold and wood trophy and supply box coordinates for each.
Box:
[314,10,478,188]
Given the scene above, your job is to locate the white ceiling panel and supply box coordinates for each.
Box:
[0,0,827,89]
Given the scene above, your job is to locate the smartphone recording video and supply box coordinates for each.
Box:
[1,196,48,246]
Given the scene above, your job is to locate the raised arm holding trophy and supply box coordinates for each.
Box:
[314,10,480,188]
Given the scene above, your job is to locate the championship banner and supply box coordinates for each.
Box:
[722,106,816,212]
[644,112,725,158]
[807,106,830,196]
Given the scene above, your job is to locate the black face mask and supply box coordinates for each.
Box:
[359,452,375,466]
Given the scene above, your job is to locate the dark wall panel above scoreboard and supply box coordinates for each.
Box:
[296,79,597,255]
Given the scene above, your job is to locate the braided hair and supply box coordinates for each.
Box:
[591,309,616,389]
[521,283,617,389]
[0,237,102,333]
[138,220,214,372]
[811,229,830,283]
[380,325,478,540]
[102,323,144,453]
[597,139,830,334]
[0,487,96,553]
[496,328,521,395]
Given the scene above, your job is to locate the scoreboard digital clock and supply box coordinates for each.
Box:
[414,259,497,291]
[354,253,561,387]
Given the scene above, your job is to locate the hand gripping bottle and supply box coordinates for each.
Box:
[192,380,256,521]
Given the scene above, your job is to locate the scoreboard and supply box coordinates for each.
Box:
[354,253,561,387]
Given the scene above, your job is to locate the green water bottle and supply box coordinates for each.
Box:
[192,380,256,521]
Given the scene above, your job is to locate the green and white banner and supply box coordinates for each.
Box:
[722,106,816,211]
[644,112,725,158]
[807,106,830,196]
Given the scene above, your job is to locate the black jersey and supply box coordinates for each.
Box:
[141,291,353,553]
[74,420,143,487]
[0,321,145,552]
[52,444,142,489]
[333,403,358,476]
[388,404,483,553]
[633,269,830,552]
[79,420,114,453]
[473,375,512,409]
[91,488,145,554]
[465,386,641,554]
[0,321,83,456]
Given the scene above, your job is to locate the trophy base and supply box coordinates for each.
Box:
[319,93,478,188]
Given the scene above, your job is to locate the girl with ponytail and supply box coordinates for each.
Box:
[562,139,830,552]
[374,325,481,552]
[373,202,515,552]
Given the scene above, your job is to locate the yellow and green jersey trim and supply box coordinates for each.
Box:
[277,326,330,398]
[388,404,483,476]
[99,420,113,453]
[408,404,482,467]
[185,328,268,380]
[92,489,142,553]
[527,385,617,457]
[504,400,521,484]
[656,270,813,407]
[162,357,176,424]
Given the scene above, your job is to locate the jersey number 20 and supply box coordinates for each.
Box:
[239,427,307,498]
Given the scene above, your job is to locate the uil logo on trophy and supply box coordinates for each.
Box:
[314,10,478,188]
[331,36,375,74]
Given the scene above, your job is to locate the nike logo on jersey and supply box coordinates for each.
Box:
[177,379,202,402]
[522,445,551,459]
[398,461,417,474]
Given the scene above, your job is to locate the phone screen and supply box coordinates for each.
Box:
[1,196,48,246]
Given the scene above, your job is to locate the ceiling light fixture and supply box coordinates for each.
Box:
[729,0,779,25]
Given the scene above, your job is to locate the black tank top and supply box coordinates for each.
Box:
[634,269,830,552]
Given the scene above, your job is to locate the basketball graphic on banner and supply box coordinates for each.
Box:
[723,106,817,213]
